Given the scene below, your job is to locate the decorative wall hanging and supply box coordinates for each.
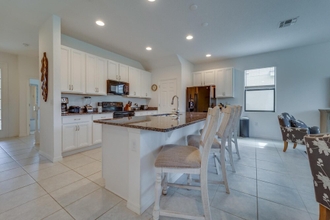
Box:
[40,52,48,102]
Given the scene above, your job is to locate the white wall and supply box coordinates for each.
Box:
[18,55,39,137]
[194,41,330,140]
[0,51,19,138]
[39,15,62,162]
[178,55,193,112]
[62,35,144,70]
[149,64,181,111]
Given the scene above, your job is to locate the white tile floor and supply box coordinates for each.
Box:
[0,135,319,220]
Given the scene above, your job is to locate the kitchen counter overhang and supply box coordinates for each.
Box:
[93,112,207,132]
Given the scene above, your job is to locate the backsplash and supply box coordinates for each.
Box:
[62,94,149,108]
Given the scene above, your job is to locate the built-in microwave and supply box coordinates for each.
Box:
[107,80,129,95]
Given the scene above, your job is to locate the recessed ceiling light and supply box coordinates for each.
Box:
[186,35,193,40]
[148,0,155,2]
[146,47,152,51]
[96,20,105,26]
[206,54,211,57]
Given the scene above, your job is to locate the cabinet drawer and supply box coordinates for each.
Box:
[93,113,113,120]
[62,115,91,124]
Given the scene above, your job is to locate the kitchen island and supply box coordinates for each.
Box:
[94,112,207,214]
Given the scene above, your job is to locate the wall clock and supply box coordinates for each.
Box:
[151,84,158,91]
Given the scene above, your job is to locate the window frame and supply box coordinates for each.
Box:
[244,67,276,113]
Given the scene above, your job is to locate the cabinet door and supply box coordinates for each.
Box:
[92,123,102,145]
[62,124,77,152]
[96,57,107,95]
[193,72,203,86]
[215,68,234,98]
[77,122,91,149]
[85,54,97,94]
[140,70,152,98]
[222,68,234,97]
[128,67,141,97]
[61,46,71,92]
[107,60,118,81]
[71,49,85,93]
[203,70,215,86]
[119,64,129,82]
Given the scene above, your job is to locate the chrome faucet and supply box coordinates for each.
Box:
[171,95,179,114]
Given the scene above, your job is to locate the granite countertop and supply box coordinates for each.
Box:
[93,112,207,132]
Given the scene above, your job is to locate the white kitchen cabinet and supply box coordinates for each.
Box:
[107,60,118,81]
[61,46,85,94]
[140,70,152,98]
[107,61,129,83]
[193,70,215,86]
[215,68,234,98]
[62,115,92,152]
[92,113,113,145]
[86,54,107,95]
[128,67,141,97]
[119,64,129,82]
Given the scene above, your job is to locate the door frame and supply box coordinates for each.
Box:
[0,63,9,138]
[27,79,40,135]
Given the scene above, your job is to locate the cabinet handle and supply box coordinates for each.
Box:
[134,92,136,95]
[146,93,147,97]
[72,85,74,90]
[97,88,99,92]
[75,125,77,131]
[119,75,121,80]
[78,125,80,131]
[74,118,81,121]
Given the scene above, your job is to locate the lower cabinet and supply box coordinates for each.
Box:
[92,113,113,145]
[62,115,92,152]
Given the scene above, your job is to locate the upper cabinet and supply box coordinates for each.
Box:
[128,67,141,97]
[86,54,107,95]
[61,46,85,94]
[107,61,129,83]
[215,68,235,98]
[107,60,118,81]
[140,70,152,98]
[119,64,129,82]
[193,70,215,86]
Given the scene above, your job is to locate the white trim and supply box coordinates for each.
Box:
[0,63,9,138]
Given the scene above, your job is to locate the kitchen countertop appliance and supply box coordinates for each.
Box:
[61,97,69,114]
[84,96,93,113]
[102,102,135,118]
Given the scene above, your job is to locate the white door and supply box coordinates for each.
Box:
[159,78,177,113]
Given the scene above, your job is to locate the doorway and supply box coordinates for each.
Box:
[159,78,177,113]
[29,79,39,135]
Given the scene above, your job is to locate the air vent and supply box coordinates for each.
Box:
[279,17,298,28]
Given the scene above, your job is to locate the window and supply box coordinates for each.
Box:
[244,67,276,112]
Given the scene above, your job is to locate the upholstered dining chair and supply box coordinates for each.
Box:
[153,106,220,220]
[305,134,330,220]
[278,112,320,152]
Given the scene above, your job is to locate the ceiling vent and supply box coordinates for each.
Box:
[279,17,298,28]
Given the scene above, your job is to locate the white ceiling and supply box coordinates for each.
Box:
[1,0,330,69]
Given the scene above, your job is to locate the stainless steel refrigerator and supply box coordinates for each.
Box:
[186,86,216,112]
